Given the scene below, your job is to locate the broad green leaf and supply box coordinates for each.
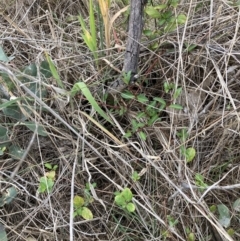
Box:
[126,202,135,212]
[121,188,133,202]
[137,94,149,103]
[115,195,126,206]
[0,125,9,148]
[145,6,161,18]
[21,121,47,137]
[170,0,179,8]
[45,53,64,88]
[227,228,235,237]
[177,14,187,24]
[2,104,23,120]
[185,147,196,163]
[0,223,7,241]
[217,204,231,228]
[40,61,52,78]
[81,207,93,220]
[23,63,37,76]
[73,195,84,208]
[123,131,132,138]
[9,145,24,160]
[143,29,154,37]
[233,198,240,212]
[209,205,217,213]
[71,82,113,124]
[169,104,183,110]
[153,97,166,106]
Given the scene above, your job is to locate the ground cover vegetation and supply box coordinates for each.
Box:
[0,0,240,240]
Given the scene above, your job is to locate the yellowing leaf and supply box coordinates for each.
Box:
[73,195,84,208]
[81,207,93,220]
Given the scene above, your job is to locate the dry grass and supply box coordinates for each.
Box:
[0,0,240,240]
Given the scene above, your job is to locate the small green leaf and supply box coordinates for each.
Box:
[217,204,231,228]
[121,188,133,202]
[227,228,235,237]
[173,87,182,100]
[136,112,146,119]
[126,202,135,212]
[185,147,196,163]
[121,91,135,100]
[169,104,183,110]
[45,163,52,170]
[132,171,140,182]
[123,130,132,138]
[139,131,147,141]
[73,196,85,208]
[115,195,126,206]
[155,4,167,10]
[188,232,195,241]
[23,63,37,76]
[209,205,217,213]
[177,14,187,24]
[81,207,93,220]
[145,6,161,18]
[137,94,149,103]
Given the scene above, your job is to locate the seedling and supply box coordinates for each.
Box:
[114,188,135,212]
[37,163,58,193]
[195,173,208,192]
[131,171,140,182]
[73,195,93,220]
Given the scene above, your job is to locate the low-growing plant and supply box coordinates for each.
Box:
[114,187,135,213]
[194,173,208,192]
[37,163,58,193]
[73,182,95,220]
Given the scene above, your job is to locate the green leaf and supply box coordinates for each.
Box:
[40,61,52,78]
[21,121,48,136]
[169,104,183,110]
[177,128,188,142]
[38,177,54,193]
[9,145,25,160]
[155,4,167,10]
[209,205,217,213]
[44,163,52,170]
[126,202,135,212]
[173,87,182,100]
[23,63,37,76]
[136,112,146,119]
[185,147,196,163]
[143,29,154,37]
[170,0,179,8]
[137,94,149,103]
[227,228,235,237]
[139,131,147,141]
[89,0,97,50]
[147,114,160,126]
[121,91,135,100]
[0,223,7,241]
[121,188,133,202]
[115,195,126,206]
[81,207,93,220]
[0,125,9,148]
[132,171,140,182]
[145,6,161,18]
[45,53,64,89]
[233,198,240,212]
[188,233,195,241]
[4,187,17,205]
[123,130,132,138]
[73,195,85,208]
[71,82,113,124]
[2,103,23,120]
[177,14,187,24]
[217,204,231,228]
